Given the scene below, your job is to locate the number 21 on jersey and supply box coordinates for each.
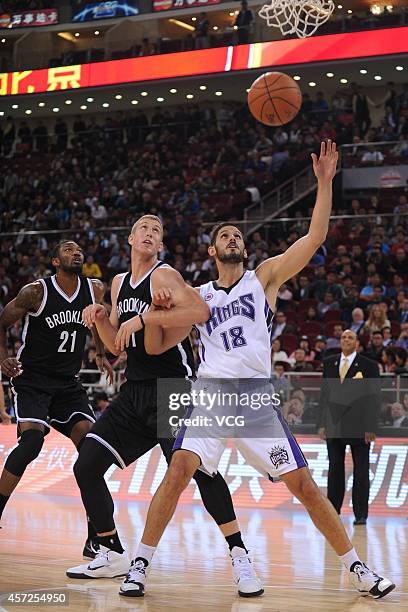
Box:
[58,330,77,352]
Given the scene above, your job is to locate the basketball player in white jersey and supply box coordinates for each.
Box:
[117,141,395,600]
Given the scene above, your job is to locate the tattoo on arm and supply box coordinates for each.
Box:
[0,282,43,330]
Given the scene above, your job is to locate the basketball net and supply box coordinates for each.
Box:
[259,0,335,38]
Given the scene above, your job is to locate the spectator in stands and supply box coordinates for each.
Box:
[107,247,128,275]
[247,246,268,270]
[289,337,315,363]
[326,323,344,350]
[284,395,305,426]
[391,248,407,276]
[271,337,289,365]
[93,392,110,420]
[380,347,397,373]
[352,84,374,137]
[81,348,101,385]
[314,335,327,361]
[390,402,408,428]
[90,200,108,223]
[394,347,408,375]
[361,145,384,165]
[54,117,68,151]
[306,306,320,322]
[271,360,291,402]
[17,255,34,279]
[271,311,296,341]
[364,330,384,362]
[291,348,313,372]
[194,13,210,50]
[234,1,253,45]
[350,307,365,334]
[364,303,391,334]
[396,323,408,350]
[382,326,393,347]
[317,291,340,317]
[292,274,311,301]
[82,255,102,279]
[139,38,156,56]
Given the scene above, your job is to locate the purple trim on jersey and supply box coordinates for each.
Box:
[173,404,194,450]
[195,326,206,363]
[274,406,308,468]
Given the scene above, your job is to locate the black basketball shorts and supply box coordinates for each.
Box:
[86,379,174,468]
[11,370,95,437]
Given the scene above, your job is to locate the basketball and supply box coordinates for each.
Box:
[247,72,302,126]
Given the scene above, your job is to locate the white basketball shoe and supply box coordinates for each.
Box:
[230,547,264,597]
[66,546,130,579]
[349,562,395,599]
[119,558,150,597]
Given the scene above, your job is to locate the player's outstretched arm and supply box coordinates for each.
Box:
[0,282,43,377]
[82,275,122,356]
[89,279,114,383]
[256,140,338,291]
[115,268,209,352]
[144,293,191,355]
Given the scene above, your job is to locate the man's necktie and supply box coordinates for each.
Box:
[340,357,349,383]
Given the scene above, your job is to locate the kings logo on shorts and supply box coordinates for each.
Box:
[269,445,290,468]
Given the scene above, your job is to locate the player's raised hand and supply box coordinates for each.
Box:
[82,304,107,328]
[311,140,338,183]
[152,288,172,309]
[95,355,114,385]
[0,357,23,378]
[115,316,143,353]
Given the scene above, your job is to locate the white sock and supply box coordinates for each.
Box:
[135,543,156,565]
[339,548,362,571]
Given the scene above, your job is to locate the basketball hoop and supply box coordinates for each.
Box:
[259,0,335,38]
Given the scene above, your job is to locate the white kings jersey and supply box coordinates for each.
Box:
[195,270,274,379]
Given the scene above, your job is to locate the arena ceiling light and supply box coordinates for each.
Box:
[140,91,148,97]
[11,104,18,109]
[65,99,72,105]
[337,4,342,8]
[25,109,32,115]
[371,5,382,15]
[102,102,109,107]
[80,105,87,110]
[199,85,207,91]
[347,9,352,14]
[74,32,80,37]
[131,100,138,104]
[186,94,194,99]
[57,32,76,42]
[86,97,94,102]
[94,30,100,35]
[38,102,45,107]
[326,72,334,77]
[215,91,223,96]
[396,65,404,71]
[52,107,60,112]
[191,17,196,21]
[169,88,177,94]
[308,81,316,87]
[340,78,348,84]
[1,38,5,43]
[115,94,123,100]
[213,26,219,31]
[293,75,301,81]
[168,19,195,32]
[360,69,368,74]
[157,97,164,102]
[0,111,4,116]
[374,75,382,80]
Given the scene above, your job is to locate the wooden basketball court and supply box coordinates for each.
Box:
[0,493,406,611]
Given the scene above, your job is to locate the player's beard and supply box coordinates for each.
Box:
[60,262,82,274]
[215,246,245,264]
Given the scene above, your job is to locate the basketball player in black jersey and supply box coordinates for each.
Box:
[66,215,263,598]
[0,240,113,558]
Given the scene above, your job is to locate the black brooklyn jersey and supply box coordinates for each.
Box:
[18,275,94,378]
[116,263,194,381]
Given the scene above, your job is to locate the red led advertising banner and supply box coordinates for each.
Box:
[0,8,58,29]
[1,429,406,514]
[0,27,407,97]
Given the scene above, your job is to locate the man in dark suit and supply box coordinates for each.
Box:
[318,329,380,526]
[271,310,296,341]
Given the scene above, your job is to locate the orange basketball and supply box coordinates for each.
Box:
[247,72,302,127]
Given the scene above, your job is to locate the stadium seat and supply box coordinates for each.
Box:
[299,321,322,336]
